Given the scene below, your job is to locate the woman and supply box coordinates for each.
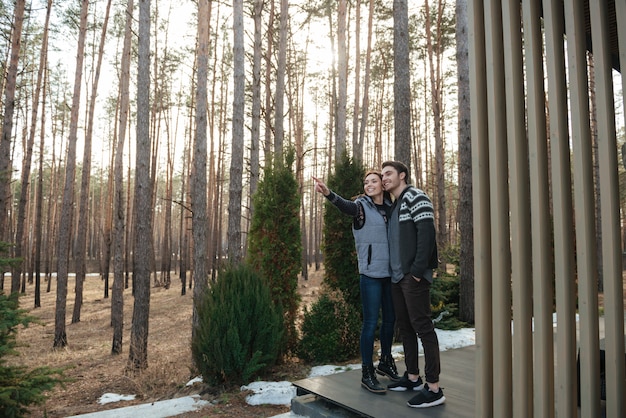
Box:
[313,171,400,394]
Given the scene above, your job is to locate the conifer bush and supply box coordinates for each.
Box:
[321,153,364,315]
[297,291,361,364]
[0,242,65,417]
[191,264,283,387]
[247,150,301,352]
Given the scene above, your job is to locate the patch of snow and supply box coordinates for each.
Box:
[98,393,136,405]
[241,381,298,406]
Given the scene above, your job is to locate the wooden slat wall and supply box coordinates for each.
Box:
[469,1,625,417]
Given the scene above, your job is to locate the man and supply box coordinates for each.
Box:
[381,160,445,408]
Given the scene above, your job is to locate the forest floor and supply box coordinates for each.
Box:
[10,268,626,417]
[10,266,328,418]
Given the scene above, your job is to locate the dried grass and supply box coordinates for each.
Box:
[8,269,325,417]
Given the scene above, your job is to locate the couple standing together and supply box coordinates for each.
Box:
[313,161,444,409]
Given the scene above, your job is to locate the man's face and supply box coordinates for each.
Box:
[381,166,403,197]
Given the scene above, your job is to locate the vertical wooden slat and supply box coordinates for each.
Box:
[470,1,624,417]
[522,1,555,417]
[543,1,578,416]
[618,0,626,129]
[502,1,532,417]
[563,0,602,416]
[589,1,626,417]
[469,0,493,416]
[484,0,512,416]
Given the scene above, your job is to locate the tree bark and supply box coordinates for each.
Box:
[227,0,245,264]
[15,0,51,297]
[360,0,375,166]
[73,0,112,324]
[351,0,362,161]
[192,0,210,331]
[273,0,288,160]
[127,0,152,371]
[1,0,26,288]
[393,0,411,165]
[54,0,90,348]
[264,0,275,159]
[424,0,448,246]
[112,0,134,355]
[336,0,347,161]
[250,0,263,198]
[456,0,474,323]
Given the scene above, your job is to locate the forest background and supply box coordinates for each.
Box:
[0,0,625,407]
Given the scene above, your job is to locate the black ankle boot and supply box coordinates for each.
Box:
[361,364,386,394]
[376,354,401,381]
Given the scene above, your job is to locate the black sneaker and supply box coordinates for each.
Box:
[407,383,446,408]
[387,372,424,391]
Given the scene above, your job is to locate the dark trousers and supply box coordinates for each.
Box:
[391,274,441,383]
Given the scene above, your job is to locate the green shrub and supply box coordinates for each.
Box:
[0,291,65,417]
[191,264,284,387]
[247,149,301,352]
[297,291,361,364]
[321,153,364,314]
[431,270,467,330]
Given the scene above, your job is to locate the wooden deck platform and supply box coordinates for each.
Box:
[292,345,475,418]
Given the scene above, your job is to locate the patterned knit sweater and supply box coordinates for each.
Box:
[388,186,438,283]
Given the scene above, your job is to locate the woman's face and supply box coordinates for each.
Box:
[363,173,383,198]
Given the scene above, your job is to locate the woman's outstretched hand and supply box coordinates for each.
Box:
[312,176,330,196]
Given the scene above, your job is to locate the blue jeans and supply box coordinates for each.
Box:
[360,274,395,365]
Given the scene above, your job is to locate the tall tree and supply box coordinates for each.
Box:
[112,0,134,355]
[128,0,152,371]
[54,0,90,348]
[274,0,288,159]
[250,0,263,197]
[73,0,113,324]
[335,0,347,162]
[0,0,26,291]
[14,0,52,297]
[393,0,411,165]
[456,0,473,323]
[352,0,362,161]
[358,0,375,165]
[263,0,275,159]
[34,56,50,308]
[424,0,448,246]
[192,0,210,330]
[227,0,245,263]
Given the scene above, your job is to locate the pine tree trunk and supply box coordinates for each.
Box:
[393,0,411,164]
[250,0,263,197]
[34,53,50,308]
[273,0,288,159]
[1,0,26,289]
[227,0,245,263]
[192,0,210,330]
[54,0,90,348]
[15,0,50,297]
[336,0,347,160]
[264,0,275,159]
[74,0,112,324]
[128,0,152,371]
[112,0,134,355]
[424,0,448,246]
[358,0,375,165]
[456,0,474,323]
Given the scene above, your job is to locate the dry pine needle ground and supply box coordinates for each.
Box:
[9,270,325,417]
